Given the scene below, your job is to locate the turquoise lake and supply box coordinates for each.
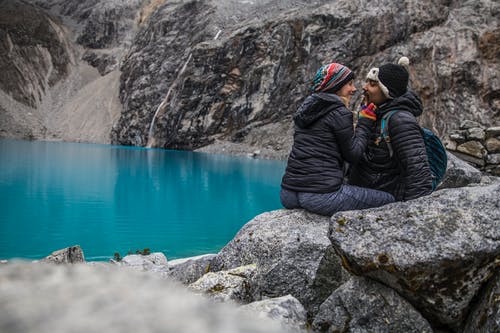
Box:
[0,139,286,261]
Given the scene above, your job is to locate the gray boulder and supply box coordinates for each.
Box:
[210,209,350,315]
[312,276,432,333]
[168,253,216,284]
[0,262,289,333]
[463,270,500,333]
[188,264,256,303]
[41,245,85,264]
[437,151,483,189]
[118,252,169,277]
[240,295,308,332]
[328,183,500,330]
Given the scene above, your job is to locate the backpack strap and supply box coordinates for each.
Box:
[377,110,399,158]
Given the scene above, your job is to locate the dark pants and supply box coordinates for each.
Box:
[280,185,395,216]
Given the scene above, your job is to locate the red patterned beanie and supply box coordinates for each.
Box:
[310,63,354,93]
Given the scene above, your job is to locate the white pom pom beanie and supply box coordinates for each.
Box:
[366,57,410,99]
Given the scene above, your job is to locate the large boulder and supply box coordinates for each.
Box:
[41,245,85,264]
[117,252,169,277]
[437,151,483,189]
[210,209,350,315]
[312,276,433,333]
[0,262,290,333]
[168,253,216,284]
[188,264,256,303]
[328,182,500,331]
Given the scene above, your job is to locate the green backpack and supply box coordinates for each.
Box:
[378,110,447,190]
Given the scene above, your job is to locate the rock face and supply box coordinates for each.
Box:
[0,0,75,139]
[328,183,500,331]
[111,0,329,148]
[0,0,126,143]
[35,0,144,75]
[111,0,499,152]
[1,0,497,155]
[0,262,290,333]
[0,0,73,108]
[33,0,142,48]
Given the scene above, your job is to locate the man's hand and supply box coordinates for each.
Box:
[359,103,377,121]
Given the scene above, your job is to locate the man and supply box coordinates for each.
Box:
[349,57,433,201]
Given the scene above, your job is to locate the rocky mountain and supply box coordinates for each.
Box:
[0,0,498,157]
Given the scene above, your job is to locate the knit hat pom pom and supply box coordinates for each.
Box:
[398,56,410,69]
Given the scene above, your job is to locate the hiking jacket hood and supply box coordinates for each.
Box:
[376,89,423,118]
[294,93,342,128]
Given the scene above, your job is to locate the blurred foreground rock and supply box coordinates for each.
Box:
[0,262,291,333]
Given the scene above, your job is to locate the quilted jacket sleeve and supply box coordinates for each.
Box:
[389,111,433,200]
[329,106,375,165]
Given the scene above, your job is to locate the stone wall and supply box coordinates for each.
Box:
[444,120,500,176]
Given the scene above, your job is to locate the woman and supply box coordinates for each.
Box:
[280,62,395,216]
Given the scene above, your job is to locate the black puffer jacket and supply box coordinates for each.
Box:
[281,93,375,193]
[349,91,433,201]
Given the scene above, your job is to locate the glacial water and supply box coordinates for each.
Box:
[0,139,286,261]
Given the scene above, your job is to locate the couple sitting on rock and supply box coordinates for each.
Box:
[281,57,433,216]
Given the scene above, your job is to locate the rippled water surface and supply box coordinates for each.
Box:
[0,139,286,261]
